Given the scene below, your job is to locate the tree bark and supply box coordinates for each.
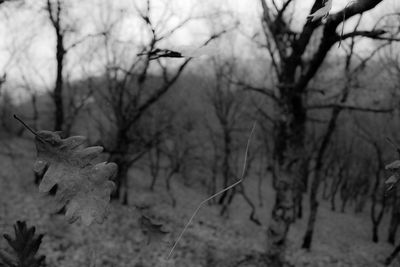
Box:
[47,0,66,132]
[54,32,65,131]
[388,202,400,245]
[385,243,400,266]
[108,129,130,204]
[218,125,232,209]
[370,166,385,243]
[266,83,306,263]
[372,224,379,243]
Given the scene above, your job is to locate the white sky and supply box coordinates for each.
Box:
[0,0,399,101]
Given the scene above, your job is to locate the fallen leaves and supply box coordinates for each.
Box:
[138,215,169,246]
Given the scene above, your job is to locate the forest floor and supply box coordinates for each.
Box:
[0,137,399,267]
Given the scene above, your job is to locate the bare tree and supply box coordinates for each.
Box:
[245,0,400,262]
[203,56,260,224]
[206,58,243,211]
[302,21,390,248]
[62,76,94,135]
[45,0,103,132]
[45,0,66,131]
[330,158,347,211]
[90,0,224,203]
[162,120,200,207]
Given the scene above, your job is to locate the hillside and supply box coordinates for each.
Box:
[0,137,398,267]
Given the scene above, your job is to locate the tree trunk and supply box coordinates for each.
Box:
[341,197,348,213]
[266,177,295,266]
[109,131,131,204]
[372,224,379,243]
[303,104,343,249]
[388,212,399,245]
[322,178,330,200]
[370,166,385,243]
[330,174,343,211]
[109,155,129,204]
[53,24,65,131]
[302,174,319,249]
[294,191,303,219]
[218,126,232,207]
[266,81,306,264]
[149,147,161,191]
[388,195,400,245]
[166,170,177,207]
[331,194,336,212]
[220,188,236,216]
[385,243,400,266]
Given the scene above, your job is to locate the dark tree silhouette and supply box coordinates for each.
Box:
[46,0,66,131]
[91,0,227,203]
[251,0,399,263]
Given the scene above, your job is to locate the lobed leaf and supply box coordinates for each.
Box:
[0,221,45,267]
[34,130,117,226]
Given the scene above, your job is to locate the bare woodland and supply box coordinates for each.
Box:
[1,0,400,266]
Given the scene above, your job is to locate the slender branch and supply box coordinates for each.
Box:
[340,29,387,40]
[306,104,394,113]
[276,0,293,21]
[13,114,38,136]
[229,78,278,103]
[65,32,106,51]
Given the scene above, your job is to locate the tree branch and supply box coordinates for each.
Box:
[306,103,394,113]
[340,29,388,40]
[296,0,389,92]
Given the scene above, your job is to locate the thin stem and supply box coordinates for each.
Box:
[13,114,47,143]
[166,122,257,260]
[13,114,38,136]
[338,1,356,48]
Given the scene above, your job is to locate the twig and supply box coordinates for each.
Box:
[338,1,356,48]
[13,114,37,136]
[166,122,257,260]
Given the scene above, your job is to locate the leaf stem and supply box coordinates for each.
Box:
[13,114,47,143]
[13,114,38,136]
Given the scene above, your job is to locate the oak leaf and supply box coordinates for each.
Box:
[34,130,117,225]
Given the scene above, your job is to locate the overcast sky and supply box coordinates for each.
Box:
[0,0,399,100]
